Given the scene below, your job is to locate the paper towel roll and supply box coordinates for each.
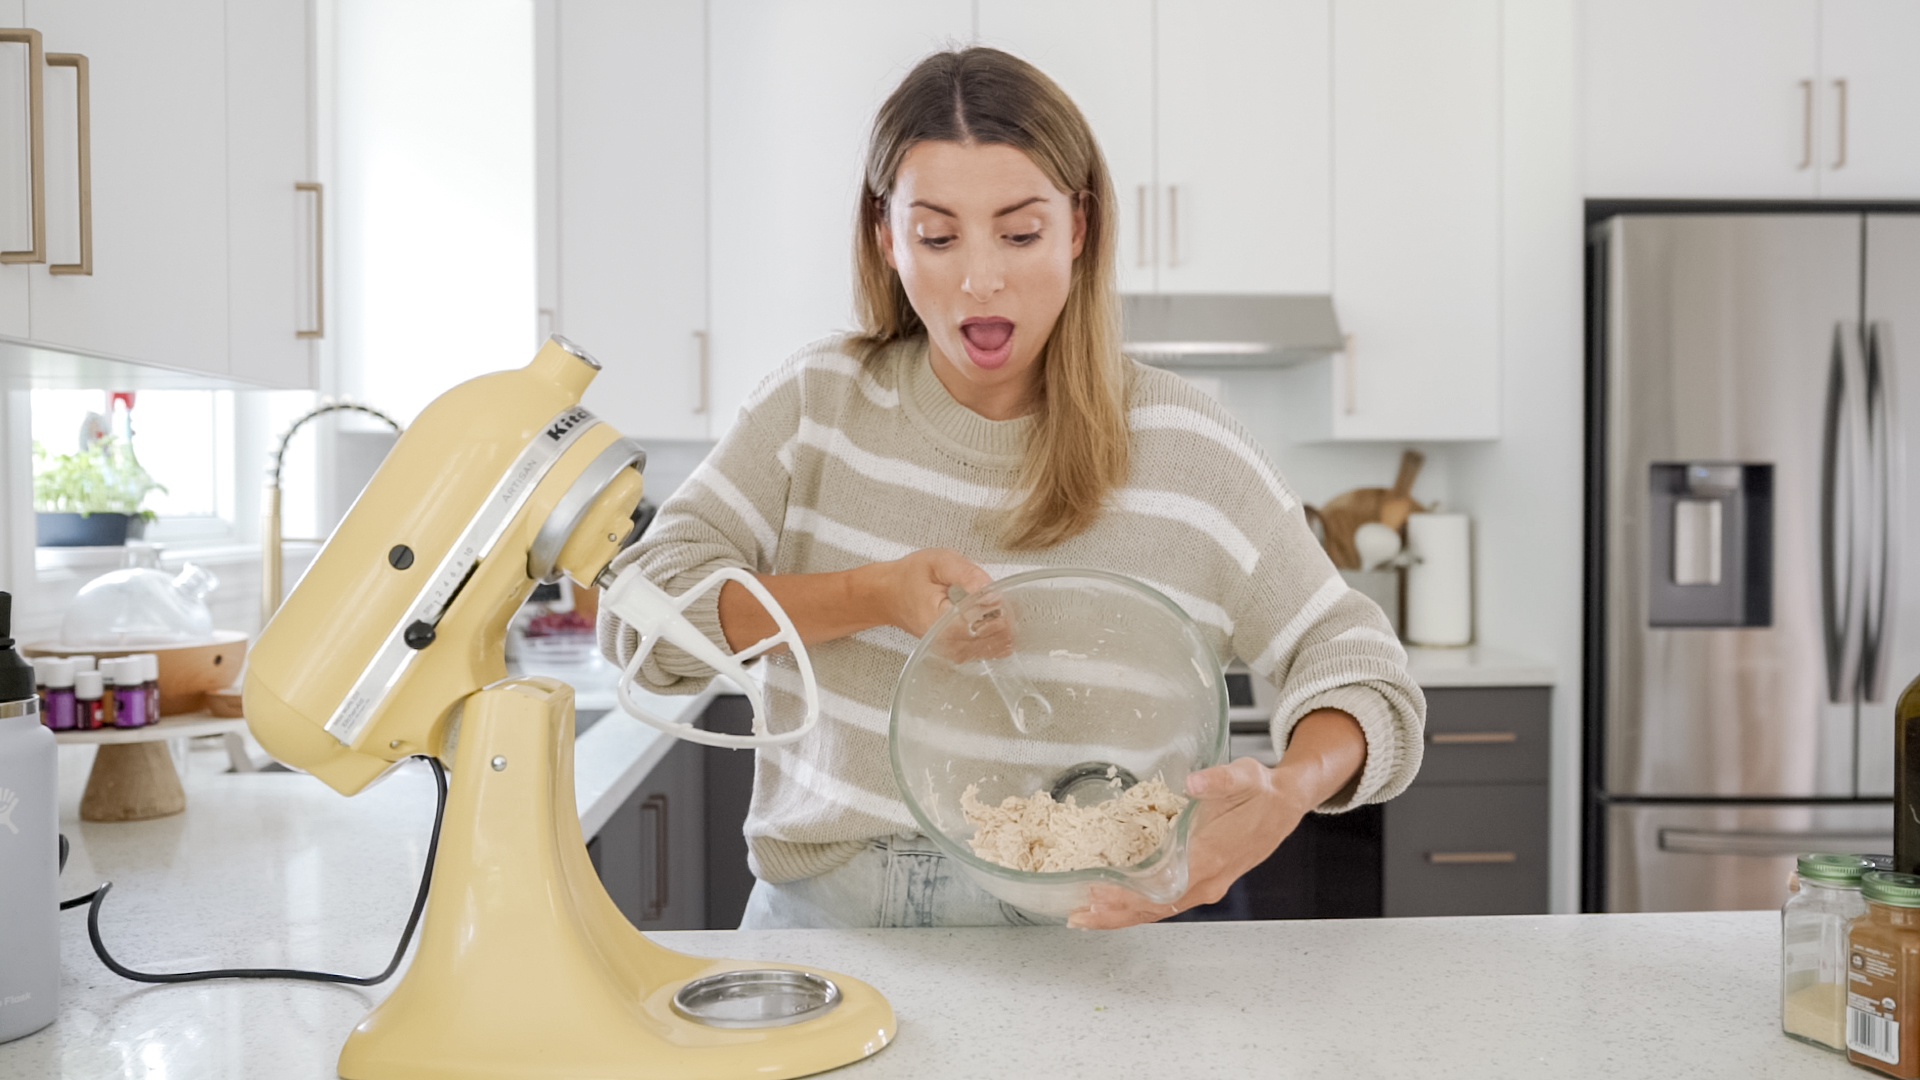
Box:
[1405,513,1471,646]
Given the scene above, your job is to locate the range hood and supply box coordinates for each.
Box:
[1120,294,1344,368]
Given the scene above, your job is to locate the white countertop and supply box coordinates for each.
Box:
[3,735,1845,1079]
[1405,644,1554,687]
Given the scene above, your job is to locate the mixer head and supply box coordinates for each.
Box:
[243,337,647,795]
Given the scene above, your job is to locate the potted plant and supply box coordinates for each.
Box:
[33,438,167,547]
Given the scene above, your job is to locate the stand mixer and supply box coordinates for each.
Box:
[244,336,893,1079]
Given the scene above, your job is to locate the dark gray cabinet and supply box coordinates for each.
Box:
[588,739,706,931]
[1383,686,1551,917]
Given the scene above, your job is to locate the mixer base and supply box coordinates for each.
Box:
[337,677,895,1079]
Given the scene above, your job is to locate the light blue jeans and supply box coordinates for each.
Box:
[738,835,1061,929]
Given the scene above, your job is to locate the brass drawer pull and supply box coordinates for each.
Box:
[1,28,45,264]
[1427,851,1517,865]
[1429,731,1517,745]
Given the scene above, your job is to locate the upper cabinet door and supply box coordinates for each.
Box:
[708,0,971,435]
[1158,0,1330,295]
[1816,0,1920,199]
[1581,0,1821,198]
[25,0,230,374]
[1331,0,1500,441]
[0,1,30,339]
[226,0,315,389]
[977,0,1157,295]
[552,0,708,442]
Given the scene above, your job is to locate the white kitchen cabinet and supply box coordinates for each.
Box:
[1157,0,1330,295]
[226,0,316,389]
[980,0,1331,297]
[1582,0,1920,200]
[542,0,708,442]
[1815,0,1920,199]
[24,0,231,376]
[975,0,1157,295]
[0,1,30,339]
[708,0,971,434]
[1283,0,1500,442]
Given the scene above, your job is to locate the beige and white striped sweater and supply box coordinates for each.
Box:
[599,335,1425,883]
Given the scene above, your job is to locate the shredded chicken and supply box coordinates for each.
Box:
[960,777,1188,872]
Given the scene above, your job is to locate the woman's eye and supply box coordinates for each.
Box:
[918,235,956,250]
[1007,231,1042,246]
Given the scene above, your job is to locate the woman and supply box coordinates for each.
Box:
[600,47,1424,930]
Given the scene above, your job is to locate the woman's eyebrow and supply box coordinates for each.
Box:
[905,195,1049,218]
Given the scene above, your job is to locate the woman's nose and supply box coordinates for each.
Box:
[961,245,1004,303]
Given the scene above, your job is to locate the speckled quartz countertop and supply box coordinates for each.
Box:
[3,729,1849,1078]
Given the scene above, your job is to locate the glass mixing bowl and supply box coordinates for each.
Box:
[889,568,1228,919]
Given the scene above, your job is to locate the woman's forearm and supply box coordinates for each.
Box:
[717,570,878,651]
[715,549,994,653]
[1273,708,1369,809]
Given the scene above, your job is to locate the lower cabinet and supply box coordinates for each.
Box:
[588,739,706,931]
[1382,687,1552,917]
[1181,685,1552,921]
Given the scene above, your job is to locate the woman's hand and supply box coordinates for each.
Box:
[860,548,994,638]
[1068,708,1368,930]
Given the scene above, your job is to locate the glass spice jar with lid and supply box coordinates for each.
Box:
[1783,854,1875,1050]
[1846,870,1920,1075]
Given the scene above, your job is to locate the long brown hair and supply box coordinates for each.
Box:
[851,47,1129,550]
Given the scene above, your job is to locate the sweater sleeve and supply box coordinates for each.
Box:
[1231,502,1426,812]
[595,353,805,694]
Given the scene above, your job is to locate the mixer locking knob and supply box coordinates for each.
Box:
[403,620,436,650]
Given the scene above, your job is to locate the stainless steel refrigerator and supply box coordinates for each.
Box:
[1587,212,1920,912]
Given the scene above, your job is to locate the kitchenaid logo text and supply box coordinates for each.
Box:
[545,407,592,442]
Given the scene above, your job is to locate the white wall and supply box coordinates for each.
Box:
[1447,0,1586,913]
[333,0,537,424]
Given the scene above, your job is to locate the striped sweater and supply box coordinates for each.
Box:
[599,335,1425,883]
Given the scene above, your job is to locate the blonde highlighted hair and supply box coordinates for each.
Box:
[851,47,1130,550]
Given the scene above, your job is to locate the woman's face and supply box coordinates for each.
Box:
[880,141,1085,415]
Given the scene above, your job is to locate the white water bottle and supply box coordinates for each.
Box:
[0,592,58,1043]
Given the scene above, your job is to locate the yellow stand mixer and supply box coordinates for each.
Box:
[244,336,894,1079]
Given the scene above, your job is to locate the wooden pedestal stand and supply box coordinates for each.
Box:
[56,715,250,822]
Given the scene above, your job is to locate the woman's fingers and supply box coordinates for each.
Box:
[1185,756,1269,801]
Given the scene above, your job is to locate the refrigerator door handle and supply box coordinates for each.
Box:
[1863,321,1900,702]
[1822,323,1872,704]
[1658,827,1891,857]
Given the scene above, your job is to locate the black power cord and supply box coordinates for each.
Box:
[59,755,448,986]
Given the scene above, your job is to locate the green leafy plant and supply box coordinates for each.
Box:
[32,437,167,519]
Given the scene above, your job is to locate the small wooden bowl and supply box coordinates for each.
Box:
[25,630,250,716]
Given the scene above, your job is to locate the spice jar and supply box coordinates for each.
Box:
[1847,871,1920,1075]
[1784,854,1875,1050]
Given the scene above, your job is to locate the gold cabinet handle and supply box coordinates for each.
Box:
[1136,184,1150,268]
[1429,731,1519,745]
[1167,184,1180,268]
[693,329,709,415]
[296,182,323,337]
[1832,78,1848,169]
[0,29,45,264]
[1798,78,1814,170]
[1427,851,1517,865]
[1342,332,1358,416]
[45,52,89,275]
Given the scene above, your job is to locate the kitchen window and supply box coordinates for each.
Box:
[27,388,321,552]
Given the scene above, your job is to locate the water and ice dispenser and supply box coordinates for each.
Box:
[1648,463,1773,627]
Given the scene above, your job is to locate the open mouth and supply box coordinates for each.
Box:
[959,317,1016,370]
